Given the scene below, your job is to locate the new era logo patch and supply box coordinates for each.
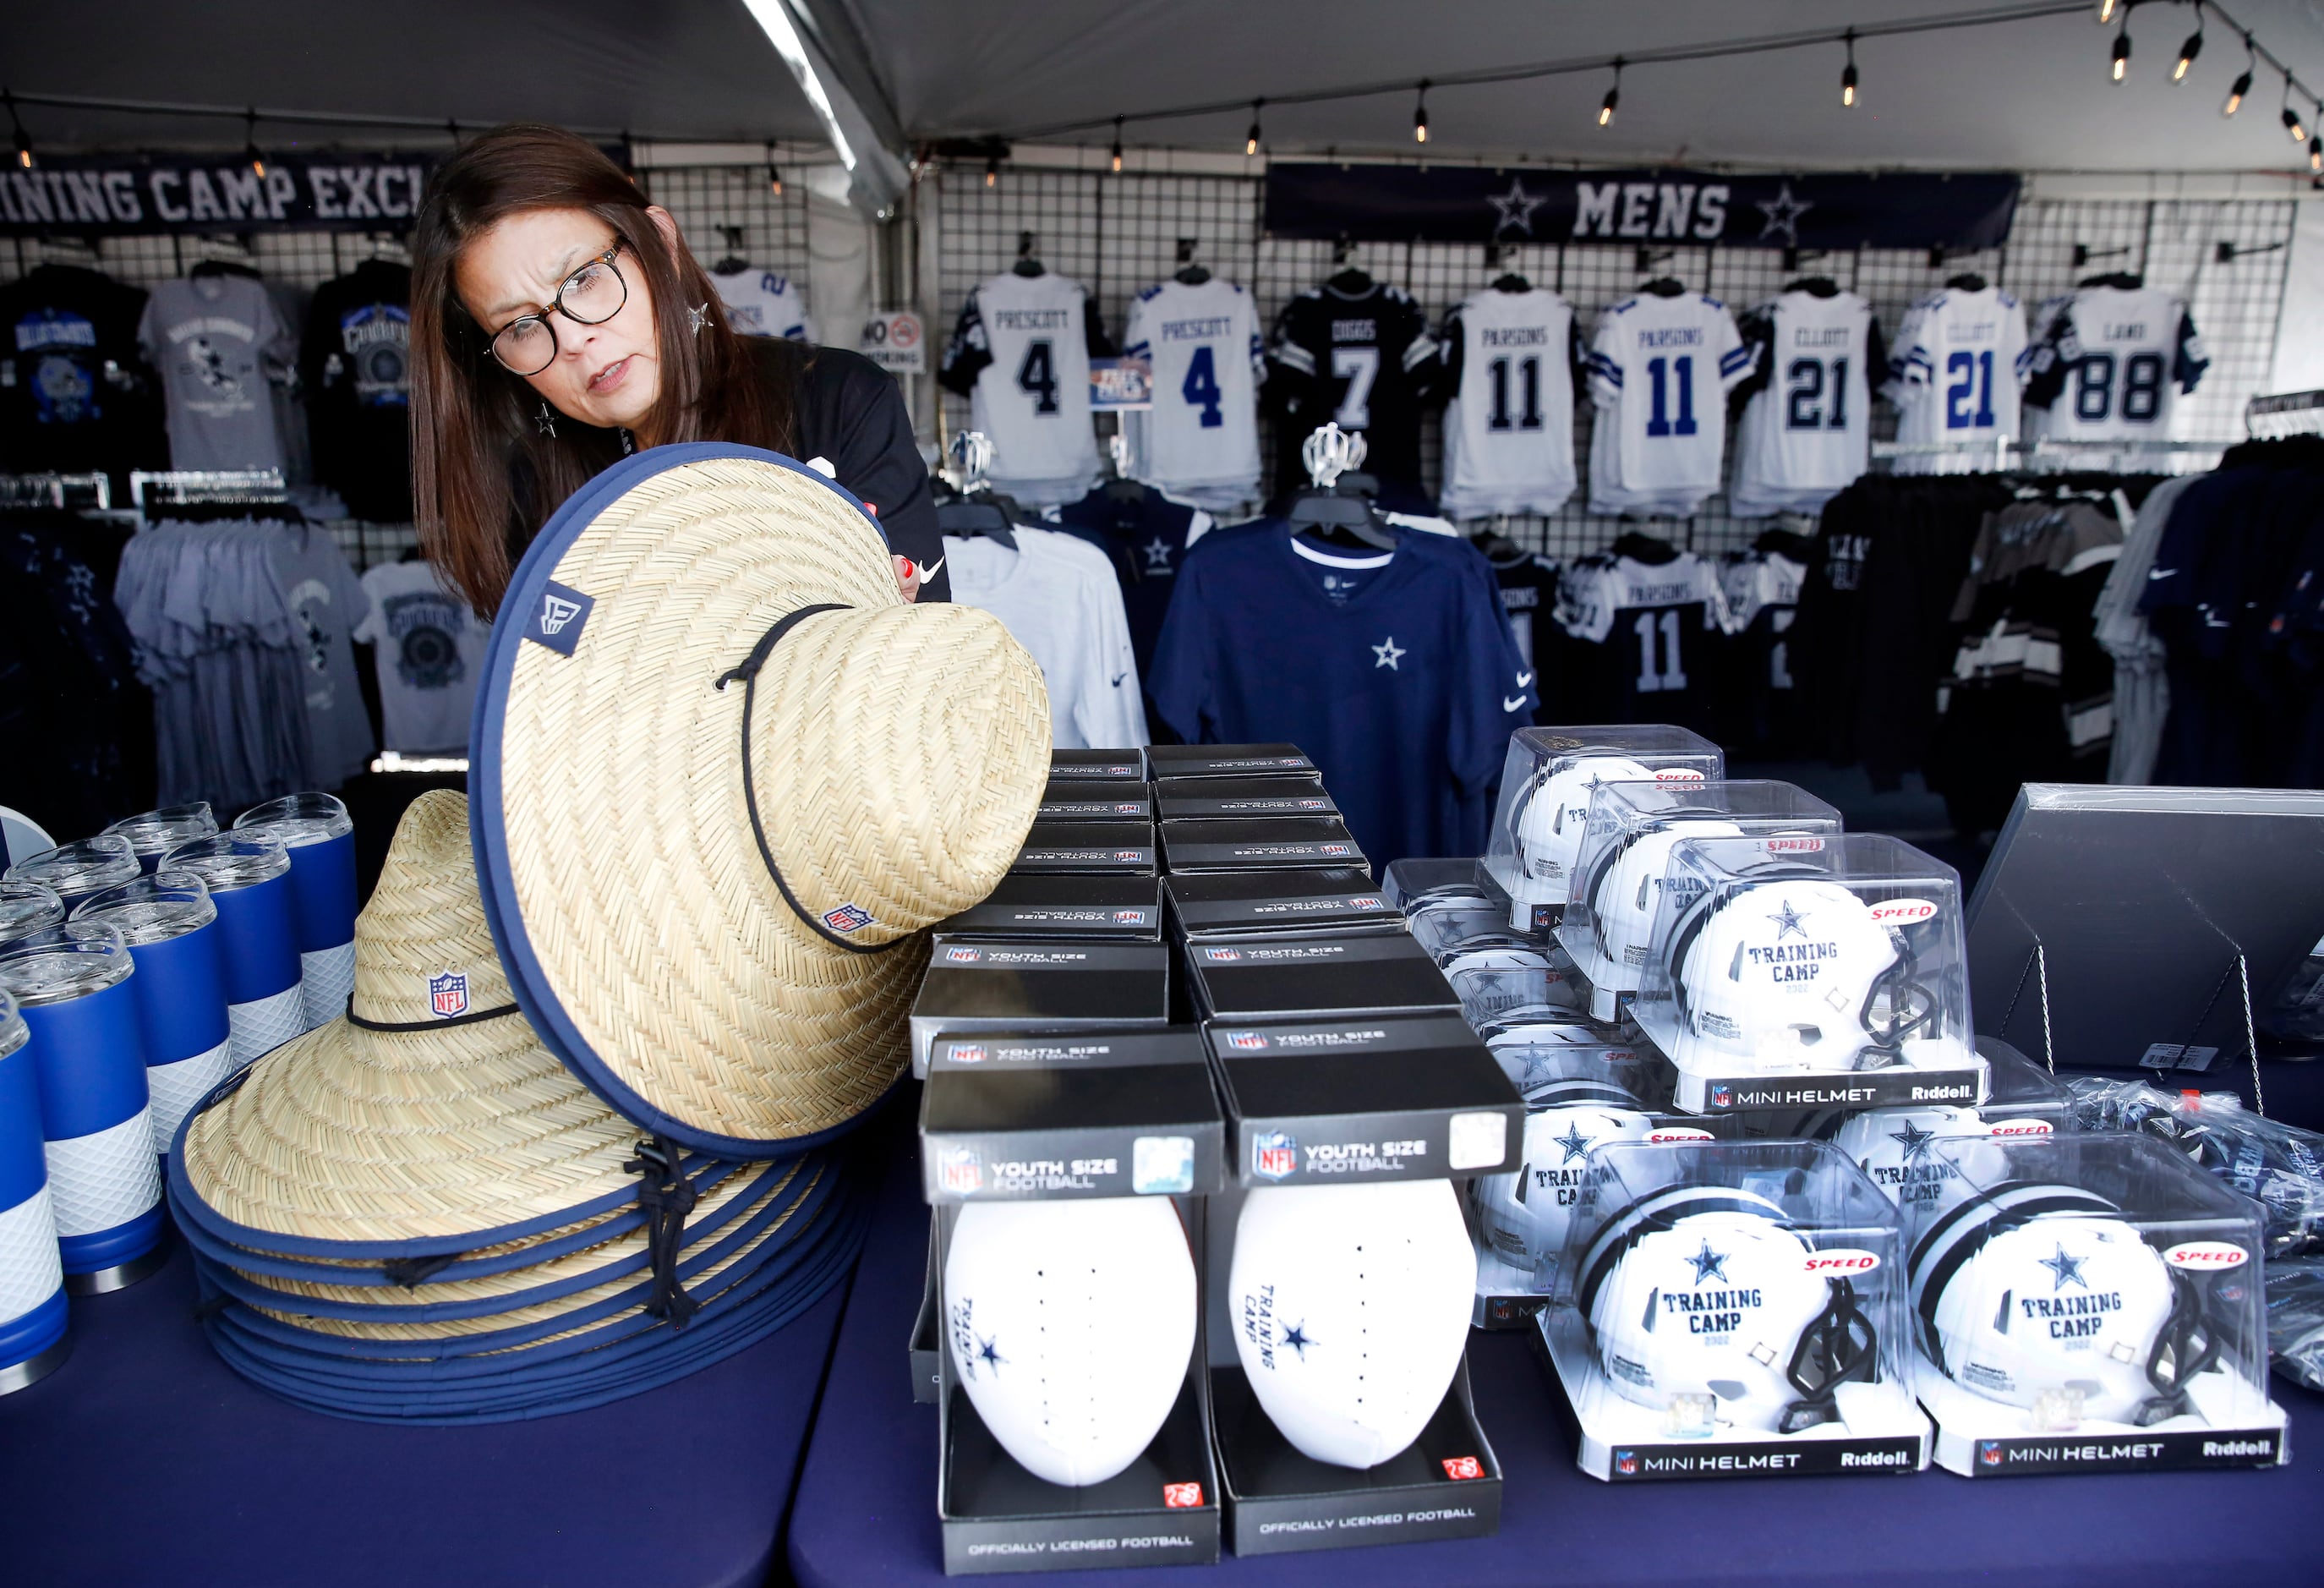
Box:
[523,580,595,655]
[429,971,470,1018]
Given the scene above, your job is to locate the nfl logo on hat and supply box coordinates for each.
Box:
[822,902,874,934]
[940,1147,983,1195]
[429,971,470,1019]
[1979,1441,2006,1468]
[1253,1131,1297,1180]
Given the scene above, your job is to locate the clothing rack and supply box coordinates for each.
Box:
[2245,389,2324,440]
[1869,437,2224,472]
[129,468,289,523]
[0,472,112,512]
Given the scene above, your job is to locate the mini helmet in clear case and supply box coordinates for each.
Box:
[1475,1106,1655,1274]
[1572,819,1742,995]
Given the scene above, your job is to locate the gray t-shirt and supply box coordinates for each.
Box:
[138,274,294,473]
[268,524,375,788]
[353,559,486,753]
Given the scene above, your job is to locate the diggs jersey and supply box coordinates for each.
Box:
[941,271,1106,505]
[1120,277,1263,509]
[1548,550,1729,731]
[1729,290,1880,517]
[1884,287,2029,473]
[1438,287,1581,518]
[713,269,812,342]
[1267,277,1437,487]
[2023,286,2207,443]
[1585,293,1753,517]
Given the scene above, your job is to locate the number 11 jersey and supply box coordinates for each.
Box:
[1585,291,1753,517]
[940,270,1106,505]
[1438,287,1582,518]
[1547,548,1731,731]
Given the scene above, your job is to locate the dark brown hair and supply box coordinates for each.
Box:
[409,123,792,615]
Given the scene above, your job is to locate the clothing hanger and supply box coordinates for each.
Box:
[1640,277,1687,297]
[1011,231,1047,278]
[2080,271,2143,289]
[1483,243,1531,293]
[1173,238,1211,286]
[1610,528,1680,564]
[1786,276,1841,297]
[1286,424,1396,551]
[1326,235,1372,295]
[710,225,749,276]
[938,430,1020,548]
[1945,272,1989,293]
[1468,522,1528,565]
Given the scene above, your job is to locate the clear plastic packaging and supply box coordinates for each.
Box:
[1631,832,1986,1114]
[1450,956,1587,1032]
[1481,726,1724,930]
[161,834,291,892]
[1824,1037,2073,1211]
[103,802,219,865]
[1559,780,1842,1023]
[1409,902,1534,966]
[2064,1079,2324,1262]
[0,881,66,945]
[1381,857,1492,913]
[4,835,139,908]
[0,922,134,1005]
[232,791,354,848]
[71,870,217,947]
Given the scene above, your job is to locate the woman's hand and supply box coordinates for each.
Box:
[894,555,923,604]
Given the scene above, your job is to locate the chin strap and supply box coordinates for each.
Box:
[1780,1276,1881,1434]
[2134,1268,2225,1426]
[626,1136,701,1331]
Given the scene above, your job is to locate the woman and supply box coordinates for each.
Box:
[409,123,944,615]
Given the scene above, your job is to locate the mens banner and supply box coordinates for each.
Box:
[1264,163,2019,253]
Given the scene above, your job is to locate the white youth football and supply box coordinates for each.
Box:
[1228,1180,1477,1469]
[944,1196,1197,1487]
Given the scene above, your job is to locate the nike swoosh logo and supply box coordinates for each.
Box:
[1516,671,1535,687]
[917,557,944,578]
[1112,673,1129,687]
[2147,567,2174,580]
[1504,694,1528,712]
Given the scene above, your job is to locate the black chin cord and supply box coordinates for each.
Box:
[626,1136,701,1330]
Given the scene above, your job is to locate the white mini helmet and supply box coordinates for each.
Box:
[1474,1107,1655,1278]
[1910,1182,2221,1426]
[1575,1185,1878,1433]
[1667,875,1936,1072]
[1833,1106,1996,1210]
[1512,758,1657,886]
[1570,819,1742,997]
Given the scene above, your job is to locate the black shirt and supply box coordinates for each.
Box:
[304,260,414,523]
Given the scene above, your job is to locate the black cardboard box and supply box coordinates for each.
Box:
[911,938,1172,1076]
[1156,780,1342,823]
[1011,821,1158,877]
[1050,748,1148,780]
[912,1213,942,1405]
[1186,933,1460,1022]
[939,873,1164,943]
[1160,817,1366,874]
[1166,868,1404,942]
[1147,743,1321,786]
[1040,780,1157,824]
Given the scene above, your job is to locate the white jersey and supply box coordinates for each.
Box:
[2023,285,2207,445]
[1585,292,1753,517]
[711,269,812,342]
[1729,289,1878,517]
[942,271,1103,506]
[1884,286,2028,473]
[1119,277,1263,511]
[1438,287,1579,518]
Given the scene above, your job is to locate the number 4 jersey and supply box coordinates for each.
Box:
[1437,287,1583,518]
[1585,291,1753,517]
[1882,285,2029,475]
[1727,287,1883,518]
[941,270,1109,506]
[1120,277,1265,511]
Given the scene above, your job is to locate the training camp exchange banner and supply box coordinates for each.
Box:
[0,151,443,236]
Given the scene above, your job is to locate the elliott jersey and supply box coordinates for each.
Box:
[2022,285,2207,444]
[941,271,1107,506]
[1883,285,2029,474]
[1548,550,1731,731]
[1120,277,1264,510]
[1728,289,1882,517]
[1437,287,1583,518]
[1267,278,1437,487]
[1585,292,1753,517]
[712,269,812,342]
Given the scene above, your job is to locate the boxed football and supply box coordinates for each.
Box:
[1049,747,1148,781]
[1165,868,1404,942]
[1038,779,1157,824]
[1160,817,1367,874]
[1009,820,1158,877]
[1482,726,1724,933]
[1155,780,1342,823]
[938,873,1165,943]
[910,939,1171,1077]
[1185,934,1461,1022]
[1146,743,1321,785]
[1540,1137,1932,1481]
[1900,1131,2288,1476]
[1558,779,1843,1024]
[1629,832,1990,1115]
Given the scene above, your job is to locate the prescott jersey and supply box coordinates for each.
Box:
[1548,548,1730,732]
[712,269,812,342]
[1120,277,1263,510]
[1728,289,1881,517]
[2022,285,2207,444]
[1884,285,2029,474]
[1267,277,1438,487]
[1437,287,1583,518]
[1149,526,1534,866]
[1585,292,1753,517]
[941,271,1107,506]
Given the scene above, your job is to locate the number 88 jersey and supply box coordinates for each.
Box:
[2022,284,2206,446]
[1120,277,1264,511]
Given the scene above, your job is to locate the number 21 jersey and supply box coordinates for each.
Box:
[941,271,1105,505]
[1585,292,1753,517]
[1728,288,1881,517]
[1121,277,1264,510]
[1883,286,2028,475]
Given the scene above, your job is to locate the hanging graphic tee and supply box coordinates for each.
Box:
[0,264,163,489]
[267,523,374,788]
[1884,285,2030,474]
[1728,288,1882,517]
[1266,276,1437,489]
[713,268,813,342]
[353,559,486,753]
[944,526,1146,750]
[303,260,413,523]
[1546,547,1730,732]
[940,271,1108,507]
[1585,292,1752,517]
[2022,285,2207,444]
[1437,287,1583,518]
[1120,277,1264,510]
[139,273,294,474]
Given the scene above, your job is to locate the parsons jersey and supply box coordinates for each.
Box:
[2022,285,2207,444]
[713,270,812,342]
[1884,286,2029,473]
[1548,550,1730,731]
[1267,277,1437,488]
[1728,289,1880,517]
[1585,292,1753,517]
[941,271,1107,506]
[1120,277,1264,510]
[1437,287,1582,518]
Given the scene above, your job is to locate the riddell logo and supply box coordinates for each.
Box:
[1441,1456,1485,1481]
[1162,1482,1204,1509]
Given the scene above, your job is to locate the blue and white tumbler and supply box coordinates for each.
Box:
[0,882,66,943]
[233,793,357,1032]
[73,872,232,1154]
[0,989,69,1390]
[160,835,302,1068]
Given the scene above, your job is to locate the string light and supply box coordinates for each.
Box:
[2097,0,2118,24]
[2310,133,2321,172]
[984,155,998,189]
[2284,88,2305,143]
[2174,19,2202,81]
[1246,99,1262,156]
[1840,30,1858,107]
[1111,115,1124,172]
[1413,80,1429,144]
[244,110,265,178]
[4,92,30,171]
[1599,57,1623,127]
[2111,20,2130,82]
[2225,36,2255,114]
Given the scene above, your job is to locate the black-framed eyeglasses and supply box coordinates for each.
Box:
[486,237,630,375]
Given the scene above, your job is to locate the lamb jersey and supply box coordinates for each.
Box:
[713,270,812,342]
[941,271,1107,506]
[1728,289,1881,517]
[1884,286,2028,473]
[1119,277,1264,511]
[2022,285,2207,444]
[1547,550,1730,731]
[1267,278,1437,488]
[1437,287,1582,518]
[1585,293,1753,517]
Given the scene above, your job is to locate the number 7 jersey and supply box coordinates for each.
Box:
[1585,292,1753,517]
[1882,285,2028,475]
[940,270,1106,505]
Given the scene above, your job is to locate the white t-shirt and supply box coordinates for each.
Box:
[353,561,488,753]
[1120,277,1264,510]
[1585,292,1752,517]
[712,269,812,342]
[1884,286,2029,474]
[943,527,1146,750]
[1730,288,1878,517]
[1439,287,1579,518]
[941,272,1103,506]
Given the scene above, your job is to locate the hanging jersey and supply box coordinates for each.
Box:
[1438,288,1581,518]
[1267,278,1437,487]
[2022,286,2207,445]
[1047,485,1214,680]
[1120,277,1263,510]
[713,270,812,342]
[1585,293,1753,517]
[1728,290,1880,517]
[1548,551,1730,731]
[1474,543,1560,686]
[941,271,1107,506]
[1884,286,2029,474]
[1712,543,1812,755]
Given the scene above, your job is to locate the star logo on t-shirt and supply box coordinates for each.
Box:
[1486,177,1547,238]
[1141,537,1174,573]
[1372,636,1407,670]
[1753,182,1816,244]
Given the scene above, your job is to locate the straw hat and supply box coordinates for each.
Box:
[469,444,1050,1155]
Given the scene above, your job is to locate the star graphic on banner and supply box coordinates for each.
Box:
[1768,901,1810,940]
[1556,1121,1597,1163]
[1689,1239,1731,1285]
[1280,1322,1316,1359]
[1754,182,1816,244]
[1141,537,1174,572]
[2038,1242,2088,1291]
[1486,176,1547,237]
[1373,636,1407,670]
[1889,1120,1940,1161]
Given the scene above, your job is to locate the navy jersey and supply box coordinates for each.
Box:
[1149,524,1534,866]
[1267,277,1438,489]
[1047,485,1213,679]
[1546,548,1730,733]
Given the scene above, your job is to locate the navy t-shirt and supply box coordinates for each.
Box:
[1047,485,1207,677]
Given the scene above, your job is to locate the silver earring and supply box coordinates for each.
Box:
[687,301,711,337]
[535,402,557,438]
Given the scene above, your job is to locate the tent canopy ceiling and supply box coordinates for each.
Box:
[13,0,2324,173]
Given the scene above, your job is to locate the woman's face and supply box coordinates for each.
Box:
[456,205,680,436]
